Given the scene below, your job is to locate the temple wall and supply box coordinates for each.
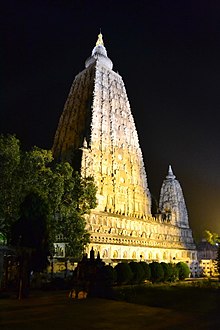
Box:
[85,211,198,276]
[85,210,196,253]
[85,242,197,263]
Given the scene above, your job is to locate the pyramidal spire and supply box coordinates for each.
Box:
[166,165,176,180]
[159,165,189,227]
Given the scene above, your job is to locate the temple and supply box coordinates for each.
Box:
[52,33,198,273]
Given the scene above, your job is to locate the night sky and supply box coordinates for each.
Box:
[2,0,220,240]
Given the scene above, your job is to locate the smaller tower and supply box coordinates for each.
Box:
[159,165,189,228]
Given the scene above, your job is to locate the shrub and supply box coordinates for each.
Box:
[176,262,190,280]
[115,263,133,285]
[98,265,117,286]
[160,262,173,282]
[149,262,164,283]
[30,272,48,289]
[129,262,145,284]
[217,244,220,280]
[89,265,117,298]
[168,263,179,282]
[139,262,151,281]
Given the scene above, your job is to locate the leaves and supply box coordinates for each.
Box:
[0,134,22,234]
[204,230,220,245]
[11,192,51,272]
[0,134,97,259]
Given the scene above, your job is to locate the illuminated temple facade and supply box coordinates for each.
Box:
[52,34,198,273]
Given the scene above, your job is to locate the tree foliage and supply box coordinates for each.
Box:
[129,261,145,284]
[167,263,179,282]
[0,134,97,261]
[11,193,50,272]
[176,262,190,280]
[0,134,21,237]
[204,230,220,246]
[139,262,151,281]
[149,262,164,283]
[217,245,220,280]
[160,262,173,282]
[115,263,133,285]
[53,166,97,258]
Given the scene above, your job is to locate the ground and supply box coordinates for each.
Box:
[1,287,220,330]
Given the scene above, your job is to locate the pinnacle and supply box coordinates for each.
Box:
[85,32,113,70]
[166,165,176,179]
[96,32,104,46]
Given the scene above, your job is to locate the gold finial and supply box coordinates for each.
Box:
[96,32,104,46]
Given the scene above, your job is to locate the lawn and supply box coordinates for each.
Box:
[114,281,220,326]
[1,281,220,330]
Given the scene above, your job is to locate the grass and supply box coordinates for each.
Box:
[113,280,220,327]
[1,280,220,329]
[114,282,219,310]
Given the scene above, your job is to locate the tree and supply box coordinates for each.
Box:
[139,262,151,281]
[176,262,190,280]
[11,193,50,298]
[52,166,97,258]
[115,263,133,285]
[0,134,97,260]
[204,230,220,245]
[160,262,173,282]
[167,263,179,282]
[129,262,145,284]
[0,134,21,238]
[149,262,164,283]
[11,193,50,271]
[0,138,57,241]
[98,265,117,287]
[217,245,220,280]
[95,265,117,297]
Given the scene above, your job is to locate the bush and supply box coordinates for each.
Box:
[168,263,179,282]
[30,272,48,289]
[129,262,145,284]
[115,263,133,285]
[149,262,164,283]
[88,265,117,298]
[217,245,220,280]
[176,262,190,280]
[44,277,68,290]
[139,262,151,281]
[98,265,117,286]
[160,262,173,282]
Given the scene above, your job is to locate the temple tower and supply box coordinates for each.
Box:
[53,34,197,269]
[53,33,151,218]
[159,165,189,228]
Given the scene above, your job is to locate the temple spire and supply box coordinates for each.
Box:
[166,164,176,179]
[159,165,189,227]
[85,32,113,70]
[96,31,104,46]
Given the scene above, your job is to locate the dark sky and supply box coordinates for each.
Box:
[2,0,220,240]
